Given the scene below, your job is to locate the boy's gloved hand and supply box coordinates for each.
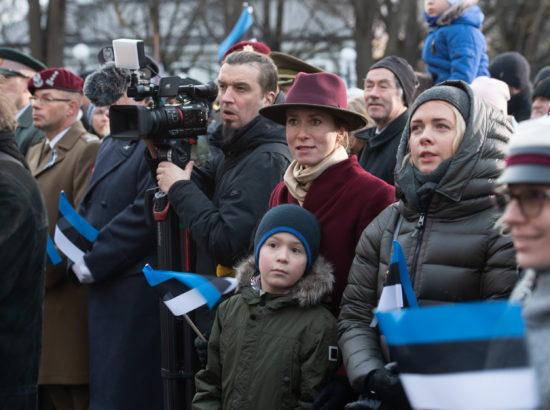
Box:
[194,332,209,369]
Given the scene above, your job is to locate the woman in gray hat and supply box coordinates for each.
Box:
[497,115,550,407]
[338,80,518,409]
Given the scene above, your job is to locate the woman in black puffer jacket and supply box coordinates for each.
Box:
[338,80,518,409]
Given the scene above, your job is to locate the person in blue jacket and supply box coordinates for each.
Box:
[422,0,489,84]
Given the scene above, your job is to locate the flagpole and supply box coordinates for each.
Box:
[183,314,207,343]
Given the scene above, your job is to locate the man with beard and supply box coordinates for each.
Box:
[148,50,291,307]
[355,56,417,185]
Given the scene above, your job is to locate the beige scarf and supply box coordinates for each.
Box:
[284,146,348,205]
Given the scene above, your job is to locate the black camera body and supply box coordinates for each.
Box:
[110,76,217,141]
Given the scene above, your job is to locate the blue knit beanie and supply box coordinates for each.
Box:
[254,204,321,273]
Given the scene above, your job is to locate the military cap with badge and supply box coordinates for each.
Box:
[0,47,47,78]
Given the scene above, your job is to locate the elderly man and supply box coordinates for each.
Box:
[25,67,100,410]
[356,56,417,185]
[0,47,47,156]
[148,50,291,329]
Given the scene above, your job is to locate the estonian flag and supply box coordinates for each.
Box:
[54,191,98,263]
[374,240,418,321]
[217,3,254,60]
[46,235,62,267]
[376,301,539,410]
[142,264,238,316]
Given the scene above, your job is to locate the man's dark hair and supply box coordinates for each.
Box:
[223,51,278,95]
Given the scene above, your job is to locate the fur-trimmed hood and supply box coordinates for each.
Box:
[437,0,481,27]
[233,254,334,308]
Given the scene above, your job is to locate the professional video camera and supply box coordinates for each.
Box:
[109,39,217,164]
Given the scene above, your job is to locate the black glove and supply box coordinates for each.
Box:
[194,332,209,369]
[311,375,357,410]
[363,363,410,410]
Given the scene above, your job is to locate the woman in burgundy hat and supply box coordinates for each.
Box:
[260,71,395,318]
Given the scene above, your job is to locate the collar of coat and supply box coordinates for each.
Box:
[234,254,334,308]
[437,0,479,26]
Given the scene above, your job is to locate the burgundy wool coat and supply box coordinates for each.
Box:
[269,156,395,315]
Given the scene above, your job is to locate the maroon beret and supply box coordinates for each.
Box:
[28,67,84,94]
[221,41,271,62]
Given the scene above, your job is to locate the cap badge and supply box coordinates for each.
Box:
[242,44,254,52]
[32,73,44,88]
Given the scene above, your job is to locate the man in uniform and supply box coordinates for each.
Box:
[25,67,100,410]
[0,47,47,155]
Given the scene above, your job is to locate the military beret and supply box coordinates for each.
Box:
[0,47,47,78]
[269,51,324,86]
[28,67,84,94]
[221,40,271,62]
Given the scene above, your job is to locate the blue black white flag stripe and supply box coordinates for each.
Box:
[54,191,98,263]
[46,235,62,267]
[217,3,254,60]
[142,264,238,316]
[375,240,418,316]
[376,301,539,410]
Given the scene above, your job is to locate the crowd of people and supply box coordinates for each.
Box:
[2,0,550,409]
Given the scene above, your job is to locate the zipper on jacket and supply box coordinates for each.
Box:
[410,213,426,286]
[259,293,266,313]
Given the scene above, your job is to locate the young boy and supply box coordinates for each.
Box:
[193,204,338,410]
[422,0,489,84]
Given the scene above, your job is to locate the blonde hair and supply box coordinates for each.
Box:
[402,100,466,168]
[0,94,18,131]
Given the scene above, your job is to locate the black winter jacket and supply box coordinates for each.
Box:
[168,115,291,277]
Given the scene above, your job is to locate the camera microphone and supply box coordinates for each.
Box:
[84,62,131,107]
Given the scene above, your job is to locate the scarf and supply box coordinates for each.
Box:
[284,146,348,205]
[400,158,452,212]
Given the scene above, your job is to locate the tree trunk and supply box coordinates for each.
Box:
[45,0,66,67]
[27,0,44,63]
[352,0,378,87]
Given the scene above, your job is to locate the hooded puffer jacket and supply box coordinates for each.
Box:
[422,0,489,84]
[193,255,338,410]
[338,81,518,391]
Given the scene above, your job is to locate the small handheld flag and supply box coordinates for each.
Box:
[376,301,539,410]
[46,235,62,267]
[372,241,418,326]
[218,3,254,60]
[142,265,238,316]
[54,191,98,263]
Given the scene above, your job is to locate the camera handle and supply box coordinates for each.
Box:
[149,188,198,410]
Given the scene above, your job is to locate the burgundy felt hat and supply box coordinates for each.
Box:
[28,67,84,94]
[259,72,367,131]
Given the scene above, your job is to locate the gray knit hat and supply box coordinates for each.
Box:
[369,56,418,107]
[410,81,470,121]
[254,204,321,273]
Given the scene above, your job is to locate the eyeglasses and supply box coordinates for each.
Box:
[494,187,550,218]
[29,95,72,104]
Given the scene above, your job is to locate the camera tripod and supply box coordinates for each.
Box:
[150,188,199,410]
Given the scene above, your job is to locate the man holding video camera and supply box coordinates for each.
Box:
[149,50,291,301]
